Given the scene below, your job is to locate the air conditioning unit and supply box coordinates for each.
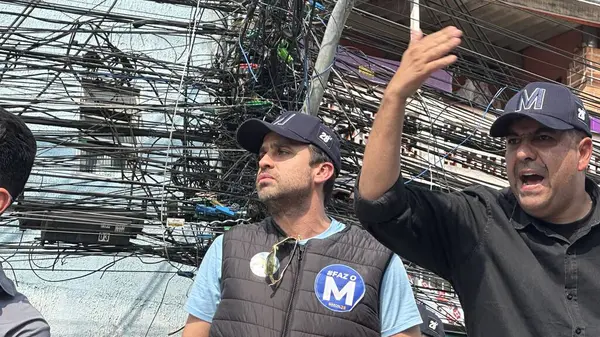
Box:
[18,209,144,246]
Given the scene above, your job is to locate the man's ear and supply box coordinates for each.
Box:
[578,137,593,172]
[314,162,335,184]
[0,188,12,214]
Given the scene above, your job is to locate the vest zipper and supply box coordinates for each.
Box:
[281,246,303,337]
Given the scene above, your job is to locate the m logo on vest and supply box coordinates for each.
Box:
[515,87,545,112]
[314,264,366,313]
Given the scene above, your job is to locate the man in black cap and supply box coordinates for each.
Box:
[354,26,600,337]
[182,111,423,337]
[417,304,445,337]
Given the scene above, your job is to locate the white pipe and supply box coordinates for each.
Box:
[410,0,421,34]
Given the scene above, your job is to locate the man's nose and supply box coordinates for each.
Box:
[258,152,274,170]
[515,141,537,162]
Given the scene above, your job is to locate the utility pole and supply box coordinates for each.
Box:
[411,0,420,32]
[302,0,355,116]
[302,0,420,116]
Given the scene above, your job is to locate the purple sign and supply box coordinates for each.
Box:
[333,50,453,93]
[591,117,600,134]
[332,47,600,134]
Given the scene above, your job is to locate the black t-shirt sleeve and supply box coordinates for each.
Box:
[353,174,490,280]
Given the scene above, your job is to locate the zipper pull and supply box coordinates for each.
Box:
[295,235,304,261]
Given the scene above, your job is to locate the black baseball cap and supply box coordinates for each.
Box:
[489,82,592,138]
[236,111,342,174]
[417,304,446,337]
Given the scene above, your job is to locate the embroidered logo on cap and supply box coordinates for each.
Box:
[272,113,296,126]
[318,126,333,148]
[578,107,587,121]
[516,88,546,112]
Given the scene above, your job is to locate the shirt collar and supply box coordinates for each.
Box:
[269,216,346,242]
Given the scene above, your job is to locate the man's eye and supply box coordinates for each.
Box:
[506,138,518,145]
[532,134,554,143]
[537,135,551,141]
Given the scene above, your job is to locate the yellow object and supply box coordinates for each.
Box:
[358,65,374,77]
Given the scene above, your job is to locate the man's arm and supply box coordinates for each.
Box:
[182,315,211,337]
[379,255,422,337]
[355,27,488,279]
[182,235,223,337]
[391,326,420,337]
[358,27,463,201]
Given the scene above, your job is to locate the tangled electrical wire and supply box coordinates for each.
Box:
[0,0,600,331]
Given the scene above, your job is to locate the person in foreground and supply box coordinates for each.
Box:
[0,108,50,336]
[354,25,600,336]
[182,111,423,337]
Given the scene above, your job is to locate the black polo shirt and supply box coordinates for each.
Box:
[354,176,600,337]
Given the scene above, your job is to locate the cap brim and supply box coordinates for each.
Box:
[236,119,309,154]
[489,112,574,137]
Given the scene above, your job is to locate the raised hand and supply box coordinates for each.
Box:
[386,26,463,101]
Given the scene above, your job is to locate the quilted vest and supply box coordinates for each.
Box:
[209,218,393,337]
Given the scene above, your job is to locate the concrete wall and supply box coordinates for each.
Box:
[521,30,583,83]
[0,229,194,336]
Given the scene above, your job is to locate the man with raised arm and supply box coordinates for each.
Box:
[354,26,600,336]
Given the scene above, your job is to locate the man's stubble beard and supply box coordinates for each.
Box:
[258,182,312,217]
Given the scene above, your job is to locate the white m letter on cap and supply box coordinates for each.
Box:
[516,88,546,112]
[273,113,296,126]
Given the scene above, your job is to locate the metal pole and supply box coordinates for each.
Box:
[410,0,420,33]
[302,0,355,116]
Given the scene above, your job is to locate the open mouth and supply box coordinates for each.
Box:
[520,173,544,186]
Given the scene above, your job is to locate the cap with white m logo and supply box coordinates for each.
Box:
[489,82,592,138]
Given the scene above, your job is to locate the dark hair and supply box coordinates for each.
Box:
[0,108,36,199]
[568,129,589,143]
[308,144,336,205]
